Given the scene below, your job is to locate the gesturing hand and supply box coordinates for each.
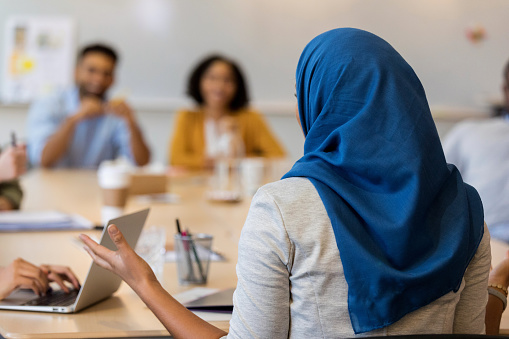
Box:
[79,225,157,292]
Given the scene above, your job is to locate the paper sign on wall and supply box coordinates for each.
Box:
[1,16,75,103]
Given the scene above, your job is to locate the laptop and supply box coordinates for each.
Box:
[0,208,150,314]
[185,288,235,313]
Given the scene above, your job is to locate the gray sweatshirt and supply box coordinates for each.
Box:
[224,177,490,338]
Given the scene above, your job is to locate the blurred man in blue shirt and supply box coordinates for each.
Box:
[27,44,150,168]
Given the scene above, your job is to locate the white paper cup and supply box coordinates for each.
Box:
[97,160,132,224]
[240,158,265,196]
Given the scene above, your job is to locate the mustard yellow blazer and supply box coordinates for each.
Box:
[169,109,286,169]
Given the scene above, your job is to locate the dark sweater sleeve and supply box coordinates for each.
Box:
[0,180,23,209]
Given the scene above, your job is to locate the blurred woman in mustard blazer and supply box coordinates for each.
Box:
[169,55,285,170]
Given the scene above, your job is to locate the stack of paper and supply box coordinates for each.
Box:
[0,211,93,232]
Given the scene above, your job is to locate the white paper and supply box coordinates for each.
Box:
[0,210,93,232]
[1,16,75,103]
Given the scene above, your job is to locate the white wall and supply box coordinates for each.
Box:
[2,0,509,108]
[1,0,508,162]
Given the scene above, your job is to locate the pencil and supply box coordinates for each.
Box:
[176,219,195,281]
[176,218,182,234]
[10,131,17,147]
[187,230,206,282]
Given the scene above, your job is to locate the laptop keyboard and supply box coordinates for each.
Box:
[22,289,79,307]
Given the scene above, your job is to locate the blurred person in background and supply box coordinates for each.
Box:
[26,44,150,169]
[444,59,509,242]
[169,54,285,170]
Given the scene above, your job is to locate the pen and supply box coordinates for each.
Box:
[186,228,206,282]
[176,218,182,234]
[10,131,17,147]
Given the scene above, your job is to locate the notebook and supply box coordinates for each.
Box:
[0,210,93,232]
[0,208,149,313]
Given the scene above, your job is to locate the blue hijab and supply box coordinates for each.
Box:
[283,28,484,333]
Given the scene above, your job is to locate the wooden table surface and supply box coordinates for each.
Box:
[0,169,253,338]
[2,169,509,337]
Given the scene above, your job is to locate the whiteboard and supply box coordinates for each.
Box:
[0,0,508,112]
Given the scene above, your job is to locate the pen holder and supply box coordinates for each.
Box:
[174,233,213,285]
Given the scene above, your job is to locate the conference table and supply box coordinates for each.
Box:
[1,169,509,338]
[0,169,254,338]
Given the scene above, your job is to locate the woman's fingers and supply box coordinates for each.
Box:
[79,233,114,259]
[13,266,47,296]
[82,245,113,271]
[16,276,44,296]
[16,262,49,293]
[8,260,81,297]
[80,226,140,284]
[48,272,69,293]
[80,233,121,273]
[108,224,130,251]
[60,268,80,290]
[47,266,80,290]
[39,264,80,292]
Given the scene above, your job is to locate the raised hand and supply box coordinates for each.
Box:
[80,225,157,292]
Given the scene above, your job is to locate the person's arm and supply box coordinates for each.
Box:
[107,100,150,166]
[80,187,292,338]
[226,189,291,338]
[169,112,205,170]
[0,145,27,210]
[79,225,227,339]
[243,111,286,158]
[485,249,509,335]
[40,96,104,168]
[0,181,23,210]
[452,222,491,334]
[0,259,80,300]
[39,114,81,168]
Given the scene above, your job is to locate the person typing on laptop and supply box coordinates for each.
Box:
[1,139,80,300]
[0,259,80,300]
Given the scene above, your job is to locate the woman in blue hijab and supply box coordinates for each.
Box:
[80,28,492,337]
[285,28,487,333]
